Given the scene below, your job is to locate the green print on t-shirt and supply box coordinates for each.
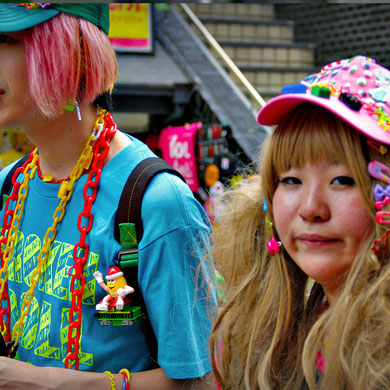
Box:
[7,232,97,364]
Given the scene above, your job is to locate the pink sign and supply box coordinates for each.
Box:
[158,122,201,192]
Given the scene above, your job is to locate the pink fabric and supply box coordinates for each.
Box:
[158,122,201,192]
[109,37,148,48]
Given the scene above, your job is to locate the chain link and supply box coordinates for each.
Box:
[64,112,117,369]
[12,130,97,347]
[0,152,38,341]
[0,108,116,367]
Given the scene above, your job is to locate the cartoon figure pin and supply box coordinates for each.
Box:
[94,266,134,311]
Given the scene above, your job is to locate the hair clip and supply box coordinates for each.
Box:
[375,196,390,210]
[262,199,268,212]
[368,160,390,184]
[267,237,281,256]
[372,230,390,255]
[376,211,390,225]
[265,219,273,232]
[367,140,388,155]
[374,183,390,202]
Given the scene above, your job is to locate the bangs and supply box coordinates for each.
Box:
[261,103,372,209]
[271,104,352,174]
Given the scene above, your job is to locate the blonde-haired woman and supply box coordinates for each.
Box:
[211,55,390,389]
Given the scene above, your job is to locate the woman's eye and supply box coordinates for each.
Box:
[279,176,301,185]
[331,176,355,186]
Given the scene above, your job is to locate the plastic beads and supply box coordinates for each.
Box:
[104,371,116,390]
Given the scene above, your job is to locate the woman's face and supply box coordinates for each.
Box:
[273,161,374,302]
[0,32,37,129]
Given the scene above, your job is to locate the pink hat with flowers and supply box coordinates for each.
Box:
[257,55,390,145]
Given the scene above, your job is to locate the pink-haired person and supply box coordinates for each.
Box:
[0,4,215,390]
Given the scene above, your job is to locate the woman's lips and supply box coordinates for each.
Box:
[296,234,340,247]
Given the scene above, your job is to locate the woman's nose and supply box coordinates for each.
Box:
[298,185,330,222]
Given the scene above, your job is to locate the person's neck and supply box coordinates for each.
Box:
[24,105,99,181]
[323,284,342,306]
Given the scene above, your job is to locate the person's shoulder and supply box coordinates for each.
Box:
[142,171,210,232]
[119,136,192,203]
[102,135,156,182]
[145,170,194,208]
[113,136,210,231]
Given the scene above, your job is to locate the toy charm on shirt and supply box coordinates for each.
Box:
[94,266,134,311]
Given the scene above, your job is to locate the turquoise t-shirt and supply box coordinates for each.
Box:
[0,136,215,378]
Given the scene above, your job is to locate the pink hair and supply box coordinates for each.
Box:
[23,13,117,118]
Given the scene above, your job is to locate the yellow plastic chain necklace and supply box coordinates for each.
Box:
[0,109,106,348]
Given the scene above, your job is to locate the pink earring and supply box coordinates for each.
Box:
[263,199,282,255]
[267,237,281,256]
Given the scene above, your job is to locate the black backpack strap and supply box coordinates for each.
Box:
[114,156,185,366]
[0,154,29,210]
[114,157,185,243]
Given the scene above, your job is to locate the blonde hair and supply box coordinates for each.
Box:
[210,103,390,389]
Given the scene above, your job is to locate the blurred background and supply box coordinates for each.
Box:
[2,1,389,219]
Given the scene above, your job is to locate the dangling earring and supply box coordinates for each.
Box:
[267,237,281,256]
[60,98,82,121]
[263,199,282,256]
[74,99,82,121]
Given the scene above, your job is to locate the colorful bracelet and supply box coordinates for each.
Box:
[119,368,131,390]
[104,371,116,390]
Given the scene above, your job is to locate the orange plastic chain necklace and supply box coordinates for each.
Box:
[0,108,117,369]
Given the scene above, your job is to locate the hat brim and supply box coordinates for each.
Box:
[257,93,390,145]
[0,4,59,32]
[106,272,123,280]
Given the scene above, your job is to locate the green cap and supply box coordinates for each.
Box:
[0,3,110,35]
